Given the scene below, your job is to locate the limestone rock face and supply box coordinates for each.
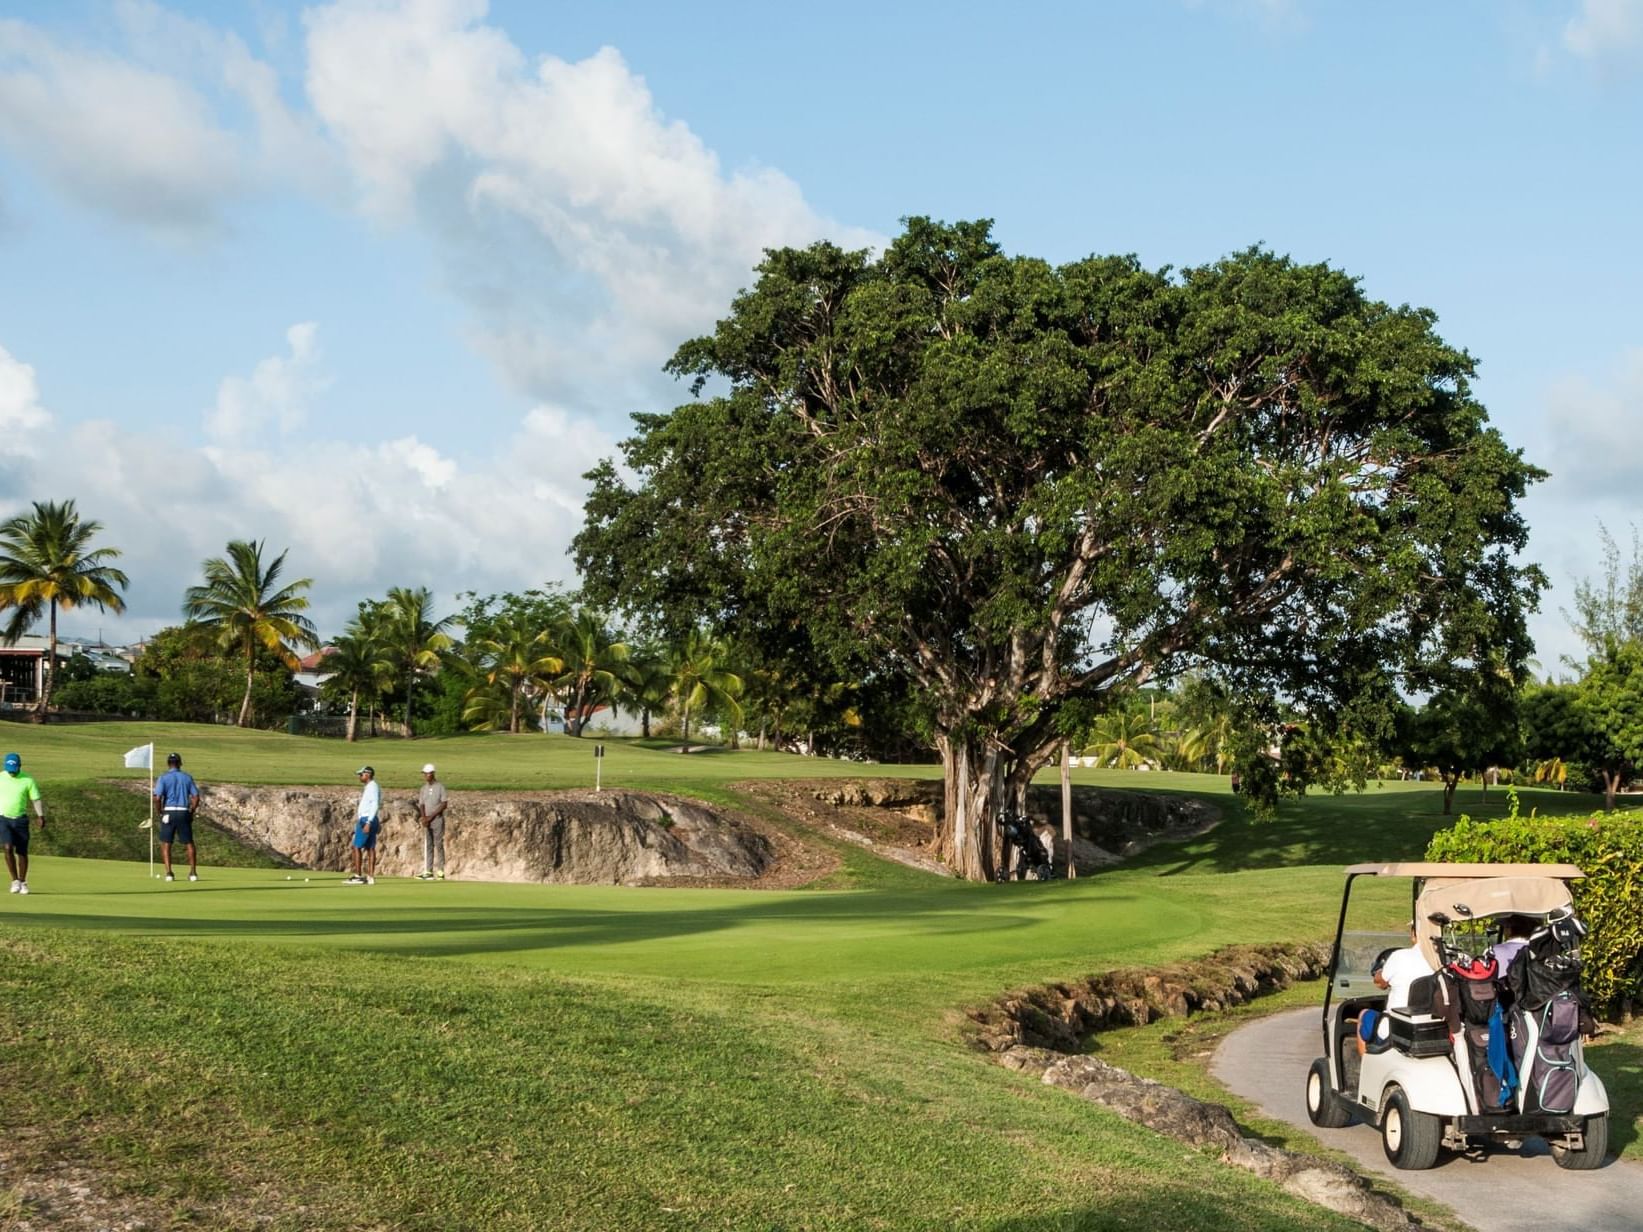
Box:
[198,785,773,885]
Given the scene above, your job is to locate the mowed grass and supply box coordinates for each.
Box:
[0,724,1629,1230]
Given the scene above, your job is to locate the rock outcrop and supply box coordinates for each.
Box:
[198,786,774,885]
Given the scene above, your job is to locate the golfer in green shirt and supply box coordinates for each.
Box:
[1,752,45,896]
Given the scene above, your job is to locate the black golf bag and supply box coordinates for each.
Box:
[1507,912,1593,1116]
[996,813,1054,882]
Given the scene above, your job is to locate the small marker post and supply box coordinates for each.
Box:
[595,743,605,792]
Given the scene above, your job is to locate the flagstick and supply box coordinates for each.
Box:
[147,742,154,878]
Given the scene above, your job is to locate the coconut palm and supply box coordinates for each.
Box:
[1079,708,1165,770]
[377,586,455,737]
[665,629,743,748]
[182,539,315,727]
[464,615,563,734]
[555,610,629,736]
[0,499,129,715]
[322,627,393,742]
[613,646,670,739]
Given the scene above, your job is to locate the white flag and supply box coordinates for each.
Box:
[123,743,152,770]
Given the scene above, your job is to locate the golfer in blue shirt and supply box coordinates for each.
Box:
[153,752,201,883]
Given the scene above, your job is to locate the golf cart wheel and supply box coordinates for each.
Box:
[1551,1112,1608,1170]
[1305,1057,1351,1129]
[1033,863,1054,882]
[1380,1085,1442,1170]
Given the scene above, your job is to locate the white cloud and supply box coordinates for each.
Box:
[0,334,615,640]
[1563,0,1643,66]
[204,322,326,442]
[1537,346,1643,499]
[0,4,334,237]
[302,0,880,404]
[0,343,51,439]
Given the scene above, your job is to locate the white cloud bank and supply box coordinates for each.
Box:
[0,331,617,638]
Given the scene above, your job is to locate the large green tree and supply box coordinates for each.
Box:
[576,219,1544,879]
[182,540,315,728]
[1525,648,1643,812]
[1394,682,1522,815]
[0,499,129,715]
[463,615,563,734]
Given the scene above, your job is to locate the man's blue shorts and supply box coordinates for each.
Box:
[1,815,28,856]
[352,817,380,850]
[158,810,194,845]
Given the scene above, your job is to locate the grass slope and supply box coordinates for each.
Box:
[0,725,1630,1230]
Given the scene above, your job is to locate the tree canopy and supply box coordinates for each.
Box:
[576,218,1544,878]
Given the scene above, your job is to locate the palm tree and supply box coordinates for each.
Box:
[665,629,743,749]
[0,499,129,716]
[378,587,455,738]
[465,615,562,734]
[555,610,629,736]
[183,540,317,727]
[613,646,670,739]
[322,627,392,742]
[1079,708,1164,770]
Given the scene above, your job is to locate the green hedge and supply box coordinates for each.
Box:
[1426,802,1643,1017]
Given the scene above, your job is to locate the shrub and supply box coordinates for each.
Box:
[1426,800,1643,1018]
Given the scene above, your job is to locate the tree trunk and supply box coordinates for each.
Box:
[404,676,415,738]
[680,697,692,747]
[640,706,651,739]
[934,731,1003,881]
[347,688,359,742]
[1443,771,1459,815]
[1604,769,1620,813]
[35,600,58,719]
[237,640,255,728]
[1060,740,1075,879]
[509,687,521,735]
[757,718,767,751]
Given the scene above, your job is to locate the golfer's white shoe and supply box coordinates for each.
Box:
[17,882,27,895]
[189,873,199,882]
[164,873,175,882]
[7,879,18,893]
[364,875,375,885]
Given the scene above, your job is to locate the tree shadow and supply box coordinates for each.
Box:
[1118,784,1610,876]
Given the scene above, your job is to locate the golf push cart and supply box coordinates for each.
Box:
[1306,862,1609,1170]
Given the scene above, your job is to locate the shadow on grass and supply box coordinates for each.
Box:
[11,881,1157,960]
[1122,784,1612,876]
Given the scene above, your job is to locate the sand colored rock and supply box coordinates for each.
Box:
[198,785,773,885]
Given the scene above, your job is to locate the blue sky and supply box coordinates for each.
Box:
[0,0,1639,669]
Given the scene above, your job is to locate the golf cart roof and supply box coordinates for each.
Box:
[1343,862,1585,880]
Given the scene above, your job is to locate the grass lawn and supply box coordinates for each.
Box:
[0,724,1631,1230]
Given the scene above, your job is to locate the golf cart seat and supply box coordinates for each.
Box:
[1380,975,1452,1058]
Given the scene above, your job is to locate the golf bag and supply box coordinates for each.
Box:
[1442,953,1515,1111]
[996,813,1054,882]
[1507,912,1593,1115]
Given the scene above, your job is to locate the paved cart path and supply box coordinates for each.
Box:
[1212,1008,1643,1232]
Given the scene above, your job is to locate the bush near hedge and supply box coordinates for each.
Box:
[1426,801,1643,1018]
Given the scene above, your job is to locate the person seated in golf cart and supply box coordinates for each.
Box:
[1355,922,1436,1053]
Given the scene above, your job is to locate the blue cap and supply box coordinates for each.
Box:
[3,753,19,772]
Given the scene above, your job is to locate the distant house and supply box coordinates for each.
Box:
[0,635,129,706]
[293,646,338,711]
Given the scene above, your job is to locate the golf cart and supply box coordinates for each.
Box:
[1305,862,1609,1170]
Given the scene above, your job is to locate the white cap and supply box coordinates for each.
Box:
[421,763,436,773]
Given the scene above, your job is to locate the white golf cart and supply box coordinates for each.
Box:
[1304,862,1610,1170]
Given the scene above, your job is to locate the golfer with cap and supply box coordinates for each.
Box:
[1,752,45,895]
[346,765,381,885]
[153,751,201,882]
[416,763,448,881]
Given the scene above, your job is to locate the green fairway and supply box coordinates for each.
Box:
[0,725,1626,1230]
